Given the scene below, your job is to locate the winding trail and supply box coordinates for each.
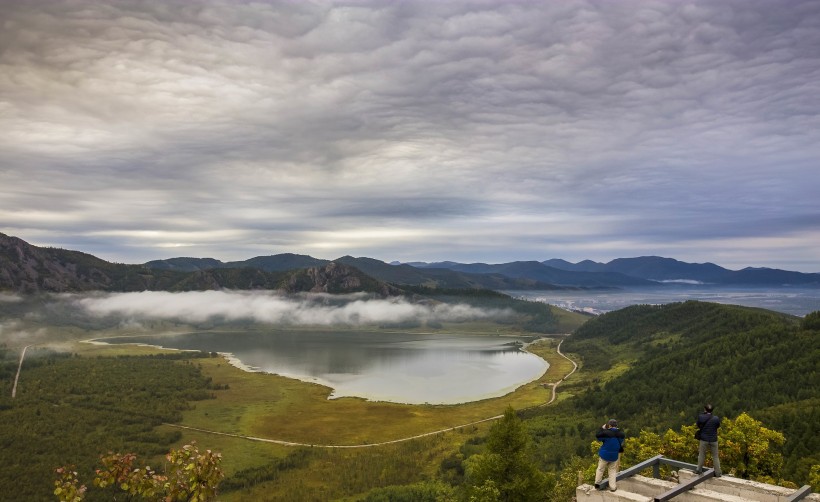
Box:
[11,345,31,398]
[547,339,578,405]
[164,339,579,448]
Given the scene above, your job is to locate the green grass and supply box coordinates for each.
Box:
[549,307,592,333]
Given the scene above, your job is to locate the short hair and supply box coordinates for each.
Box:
[704,404,713,413]
[608,419,618,427]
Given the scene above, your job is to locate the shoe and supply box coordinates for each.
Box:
[594,483,602,490]
[609,488,617,492]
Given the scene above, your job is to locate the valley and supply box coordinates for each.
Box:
[0,234,818,501]
[2,297,818,501]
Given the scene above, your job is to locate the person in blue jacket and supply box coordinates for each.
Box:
[594,419,625,491]
[696,404,722,477]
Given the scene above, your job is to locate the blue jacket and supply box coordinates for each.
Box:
[697,412,720,442]
[596,426,625,462]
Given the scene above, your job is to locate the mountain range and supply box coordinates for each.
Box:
[1,231,818,294]
[149,252,820,288]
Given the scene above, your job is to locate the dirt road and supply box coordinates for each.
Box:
[11,345,31,398]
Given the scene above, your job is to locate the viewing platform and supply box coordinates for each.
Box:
[576,455,817,502]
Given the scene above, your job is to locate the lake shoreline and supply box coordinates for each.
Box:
[89,329,550,405]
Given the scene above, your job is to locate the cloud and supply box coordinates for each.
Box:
[0,319,48,345]
[75,291,510,326]
[0,294,23,303]
[0,0,818,270]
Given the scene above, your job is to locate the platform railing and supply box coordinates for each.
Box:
[595,455,813,502]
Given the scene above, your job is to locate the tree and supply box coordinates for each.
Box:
[163,442,224,501]
[55,442,223,501]
[618,413,785,483]
[802,311,820,330]
[721,413,785,482]
[809,464,820,492]
[363,480,457,501]
[464,407,549,501]
[550,456,593,502]
[53,467,86,502]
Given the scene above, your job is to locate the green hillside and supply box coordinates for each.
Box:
[553,301,818,483]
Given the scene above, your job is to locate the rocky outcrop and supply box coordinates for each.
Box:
[0,233,114,292]
[285,262,402,296]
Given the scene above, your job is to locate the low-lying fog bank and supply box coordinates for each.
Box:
[0,291,518,349]
[74,290,512,326]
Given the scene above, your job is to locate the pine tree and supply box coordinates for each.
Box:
[465,407,549,501]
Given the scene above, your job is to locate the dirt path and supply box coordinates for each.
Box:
[11,345,31,398]
[164,339,579,448]
[165,414,507,449]
[548,339,578,404]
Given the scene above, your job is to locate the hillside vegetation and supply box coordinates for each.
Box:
[550,301,818,483]
[1,296,817,499]
[0,349,220,501]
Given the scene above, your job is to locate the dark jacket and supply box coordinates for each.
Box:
[697,412,720,442]
[596,426,625,462]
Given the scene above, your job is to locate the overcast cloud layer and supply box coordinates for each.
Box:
[1,1,819,271]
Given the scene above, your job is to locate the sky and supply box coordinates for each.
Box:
[1,0,819,272]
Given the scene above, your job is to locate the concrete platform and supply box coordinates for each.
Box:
[577,471,819,502]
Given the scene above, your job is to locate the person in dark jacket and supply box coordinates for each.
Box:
[696,404,722,477]
[594,419,625,491]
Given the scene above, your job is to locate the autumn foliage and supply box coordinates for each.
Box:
[55,442,223,501]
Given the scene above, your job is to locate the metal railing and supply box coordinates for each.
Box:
[596,455,813,502]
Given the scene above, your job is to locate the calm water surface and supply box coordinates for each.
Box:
[101,331,547,405]
[507,286,820,317]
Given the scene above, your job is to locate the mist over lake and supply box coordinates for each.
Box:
[509,286,820,317]
[98,331,548,405]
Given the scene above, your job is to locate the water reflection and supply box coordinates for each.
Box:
[101,331,547,404]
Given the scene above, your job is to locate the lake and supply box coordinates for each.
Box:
[507,285,820,317]
[98,330,548,405]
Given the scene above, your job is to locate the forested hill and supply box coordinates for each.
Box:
[561,301,819,483]
[0,233,399,295]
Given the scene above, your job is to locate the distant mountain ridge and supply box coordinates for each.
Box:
[147,253,570,291]
[143,253,328,273]
[3,232,818,293]
[539,255,820,285]
[144,252,820,287]
[0,233,398,295]
[408,260,657,287]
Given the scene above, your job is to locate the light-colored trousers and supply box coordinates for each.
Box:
[595,457,619,490]
[697,440,722,476]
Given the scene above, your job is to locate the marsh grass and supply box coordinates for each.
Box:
[216,430,484,501]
